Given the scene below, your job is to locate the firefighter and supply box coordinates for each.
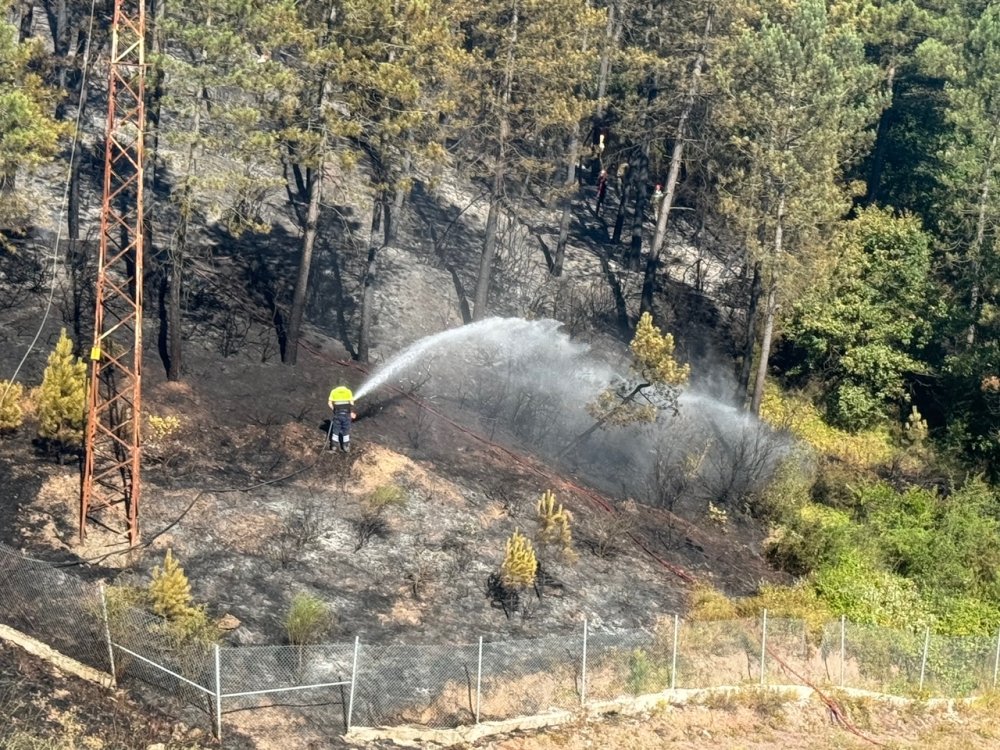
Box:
[595,169,609,216]
[327,385,356,452]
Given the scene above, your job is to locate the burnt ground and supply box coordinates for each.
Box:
[0,637,218,749]
[0,321,778,649]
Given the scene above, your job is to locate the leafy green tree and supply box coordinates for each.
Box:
[36,328,86,451]
[782,207,934,429]
[0,21,67,244]
[710,0,883,413]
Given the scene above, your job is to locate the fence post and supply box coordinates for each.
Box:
[475,636,483,724]
[994,626,1000,689]
[98,583,116,688]
[213,644,222,741]
[347,636,360,731]
[670,613,679,691]
[759,609,768,687]
[839,615,846,688]
[919,627,930,691]
[580,618,588,707]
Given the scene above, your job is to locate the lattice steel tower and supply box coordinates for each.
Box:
[80,0,146,544]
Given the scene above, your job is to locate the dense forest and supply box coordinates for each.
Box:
[4,0,1000,637]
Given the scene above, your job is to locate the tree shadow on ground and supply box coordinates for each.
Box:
[408,180,489,323]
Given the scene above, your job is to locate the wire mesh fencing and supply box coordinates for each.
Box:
[6,543,1000,749]
[0,544,110,673]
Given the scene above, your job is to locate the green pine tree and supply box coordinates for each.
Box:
[0,380,23,433]
[36,329,86,450]
[500,530,538,591]
[0,21,69,245]
[149,548,195,621]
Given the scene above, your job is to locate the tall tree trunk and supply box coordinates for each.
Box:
[553,126,580,276]
[166,240,183,380]
[966,122,999,345]
[161,82,203,381]
[640,9,711,314]
[864,62,896,206]
[735,261,761,406]
[750,284,777,416]
[358,192,387,363]
[750,191,785,415]
[627,139,650,265]
[390,148,411,244]
[12,0,34,41]
[473,0,517,321]
[612,168,631,244]
[475,173,503,320]
[284,164,323,365]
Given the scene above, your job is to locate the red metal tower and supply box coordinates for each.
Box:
[81,0,147,544]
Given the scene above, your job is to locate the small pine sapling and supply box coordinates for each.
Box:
[36,328,87,453]
[0,380,24,433]
[535,489,575,561]
[566,313,689,456]
[500,530,538,591]
[149,549,195,621]
[149,549,218,648]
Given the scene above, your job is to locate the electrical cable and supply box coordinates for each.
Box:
[1,0,99,407]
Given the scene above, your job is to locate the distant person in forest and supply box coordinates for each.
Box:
[327,385,356,452]
[652,183,665,222]
[595,169,609,216]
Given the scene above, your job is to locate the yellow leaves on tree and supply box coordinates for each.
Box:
[500,530,538,591]
[36,328,86,448]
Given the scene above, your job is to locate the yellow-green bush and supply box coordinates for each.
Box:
[147,413,182,441]
[536,489,575,559]
[759,383,893,468]
[36,329,86,448]
[813,549,931,630]
[764,503,856,576]
[686,583,739,621]
[736,582,833,643]
[0,380,24,432]
[286,592,333,647]
[500,530,538,591]
[149,549,195,621]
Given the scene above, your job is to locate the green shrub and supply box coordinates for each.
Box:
[813,549,931,629]
[364,483,407,512]
[626,648,670,695]
[35,329,86,449]
[737,582,833,643]
[285,592,333,647]
[765,503,855,576]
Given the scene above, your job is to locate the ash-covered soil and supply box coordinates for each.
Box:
[0,328,777,649]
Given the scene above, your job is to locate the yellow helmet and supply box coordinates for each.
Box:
[329,385,354,403]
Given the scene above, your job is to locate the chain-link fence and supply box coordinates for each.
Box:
[3,543,1000,749]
